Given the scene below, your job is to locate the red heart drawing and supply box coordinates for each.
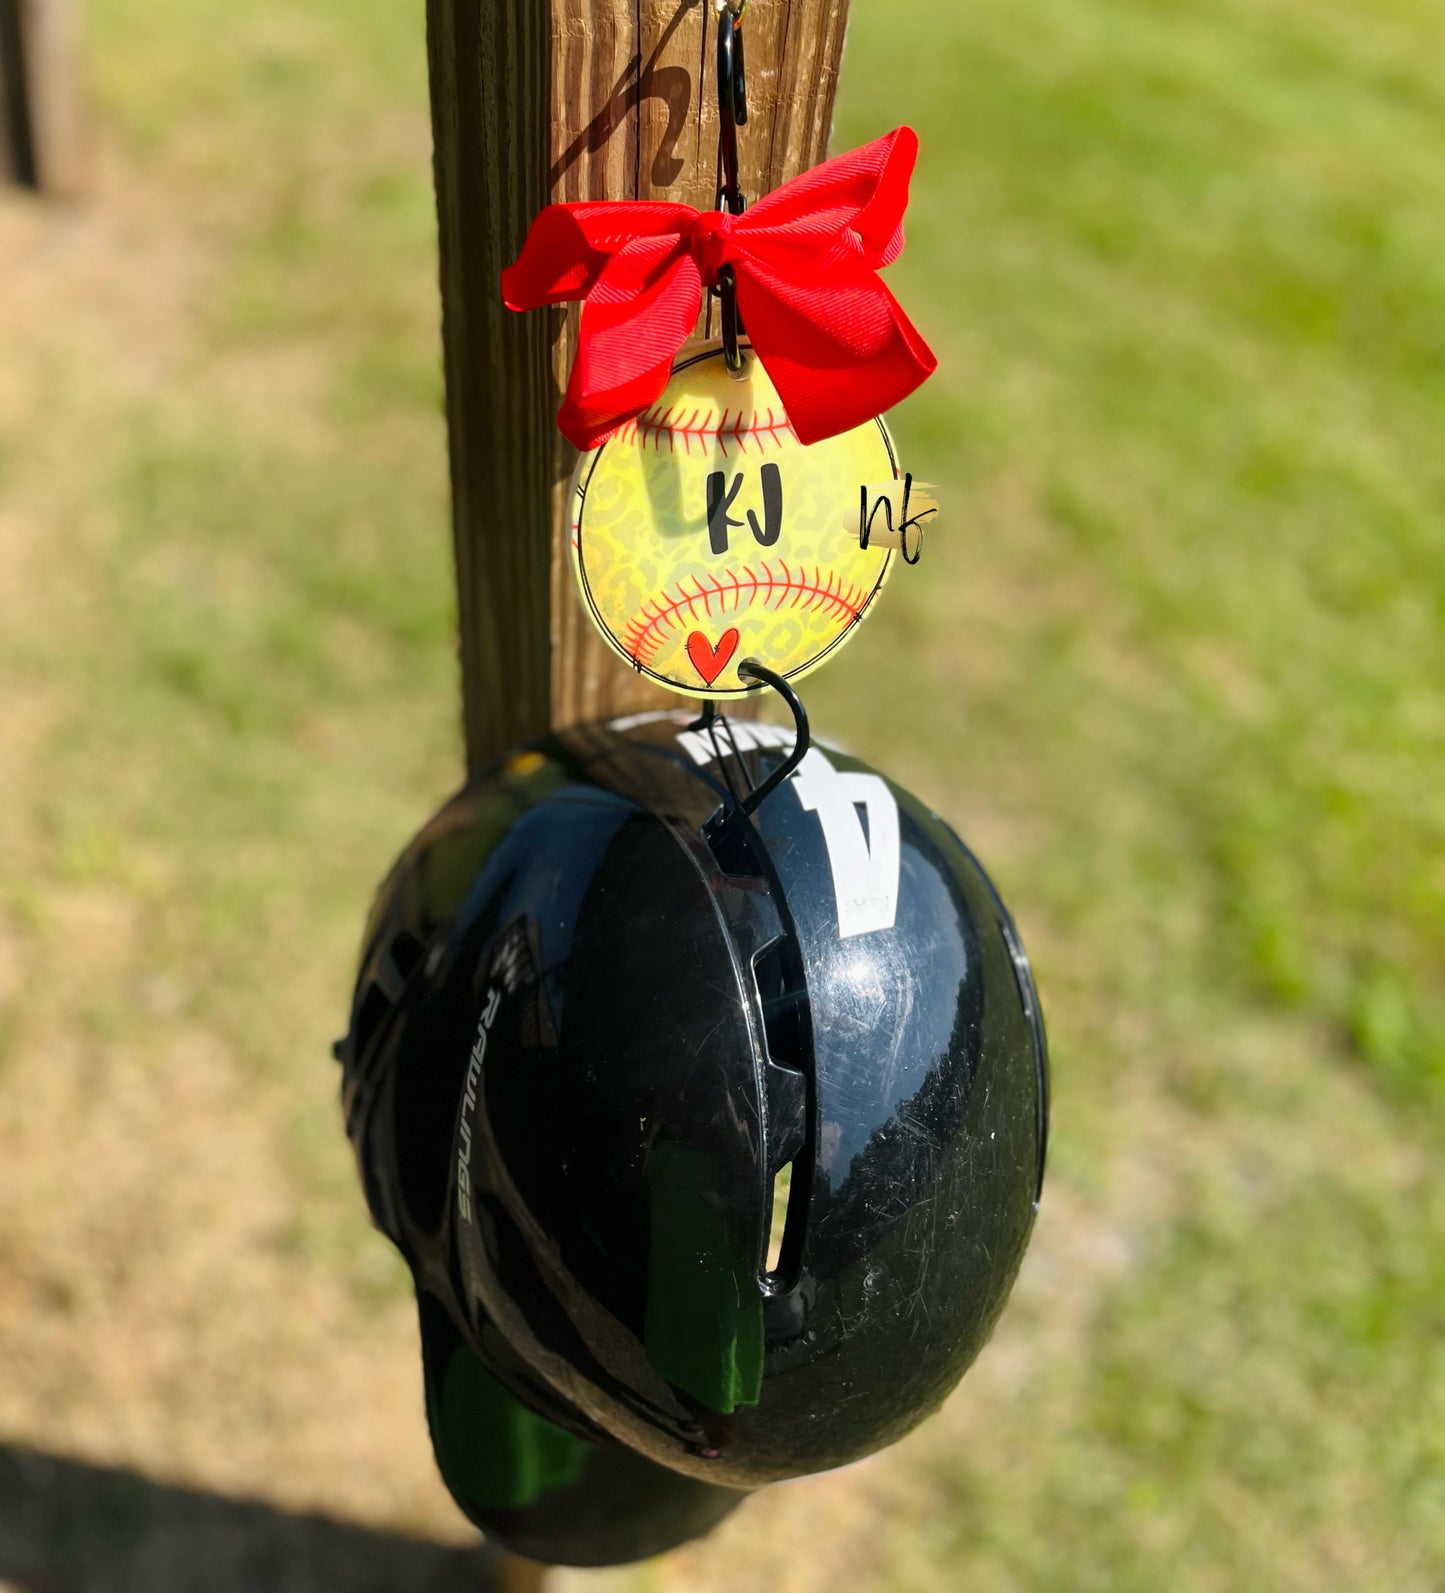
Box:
[686,627,740,686]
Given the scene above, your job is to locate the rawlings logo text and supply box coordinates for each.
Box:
[455,985,501,1225]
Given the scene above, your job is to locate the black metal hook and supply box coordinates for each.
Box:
[715,265,743,372]
[716,5,747,209]
[731,658,811,820]
[696,661,812,866]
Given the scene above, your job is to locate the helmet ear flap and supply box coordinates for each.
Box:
[418,1290,592,1520]
[337,925,443,1242]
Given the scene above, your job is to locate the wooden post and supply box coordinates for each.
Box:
[0,0,80,193]
[494,1552,550,1593]
[427,0,851,773]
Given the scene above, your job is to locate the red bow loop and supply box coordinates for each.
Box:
[502,128,936,450]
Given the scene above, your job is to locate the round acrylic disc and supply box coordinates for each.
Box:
[569,341,900,698]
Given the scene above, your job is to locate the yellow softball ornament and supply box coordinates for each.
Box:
[569,341,911,699]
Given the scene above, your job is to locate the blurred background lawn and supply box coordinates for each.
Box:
[0,0,1441,1589]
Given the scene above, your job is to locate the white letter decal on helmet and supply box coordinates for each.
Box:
[791,749,900,938]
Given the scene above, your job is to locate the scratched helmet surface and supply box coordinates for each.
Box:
[338,711,1048,1531]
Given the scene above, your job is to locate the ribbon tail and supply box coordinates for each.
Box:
[503,207,607,308]
[557,251,705,451]
[737,261,936,445]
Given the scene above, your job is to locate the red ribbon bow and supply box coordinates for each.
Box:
[502,127,936,450]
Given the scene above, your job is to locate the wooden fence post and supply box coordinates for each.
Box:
[427,0,851,773]
[490,1549,550,1593]
[426,9,852,1584]
[0,0,80,193]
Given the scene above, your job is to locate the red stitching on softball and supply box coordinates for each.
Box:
[620,560,867,666]
[625,403,797,458]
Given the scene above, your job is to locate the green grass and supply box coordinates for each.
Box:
[0,0,1440,1585]
[818,1,1445,1583]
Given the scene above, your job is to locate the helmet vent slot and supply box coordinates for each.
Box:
[349,928,429,1072]
[351,981,393,1068]
[765,1162,793,1274]
[389,929,426,985]
[753,938,807,1072]
[753,933,813,1290]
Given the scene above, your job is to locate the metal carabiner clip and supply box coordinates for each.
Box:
[715,1,748,371]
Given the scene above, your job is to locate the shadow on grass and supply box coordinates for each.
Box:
[0,1441,506,1592]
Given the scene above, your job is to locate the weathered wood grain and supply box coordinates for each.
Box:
[430,0,852,771]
